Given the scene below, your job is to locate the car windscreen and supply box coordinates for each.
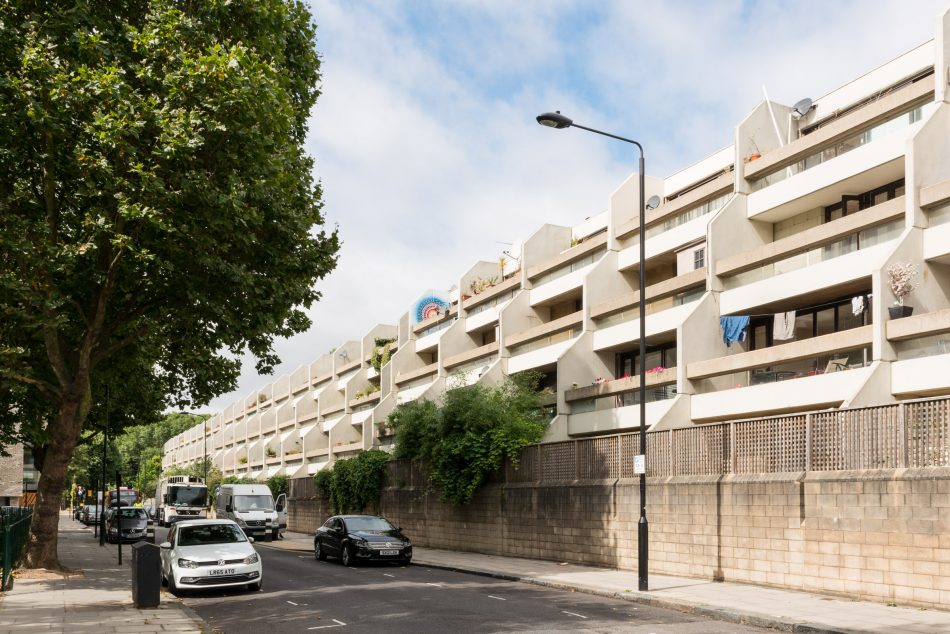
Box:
[177,524,248,546]
[117,508,146,519]
[345,516,397,532]
[233,495,273,512]
[169,487,207,506]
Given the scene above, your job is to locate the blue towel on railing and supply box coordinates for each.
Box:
[720,315,750,347]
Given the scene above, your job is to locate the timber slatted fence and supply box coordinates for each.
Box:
[499,396,948,484]
[286,396,950,495]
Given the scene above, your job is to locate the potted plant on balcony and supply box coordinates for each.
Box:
[887,261,919,319]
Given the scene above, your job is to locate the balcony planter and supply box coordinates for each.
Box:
[888,305,914,319]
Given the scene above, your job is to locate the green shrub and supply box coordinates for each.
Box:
[313,449,391,514]
[389,371,547,505]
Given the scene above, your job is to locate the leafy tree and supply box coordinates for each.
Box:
[0,1,338,568]
[267,474,289,499]
[390,372,548,505]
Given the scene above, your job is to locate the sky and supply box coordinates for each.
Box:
[204,0,948,413]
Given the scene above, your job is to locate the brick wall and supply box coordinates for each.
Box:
[288,467,950,609]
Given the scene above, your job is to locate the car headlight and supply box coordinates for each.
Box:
[352,538,368,547]
[177,558,199,569]
[236,518,246,526]
[243,552,259,564]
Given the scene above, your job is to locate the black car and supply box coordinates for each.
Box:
[104,506,150,543]
[314,515,411,566]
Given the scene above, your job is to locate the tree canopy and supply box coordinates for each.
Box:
[0,0,338,567]
[389,372,549,505]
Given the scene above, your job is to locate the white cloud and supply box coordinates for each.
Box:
[205,0,948,412]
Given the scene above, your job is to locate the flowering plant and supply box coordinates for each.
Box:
[887,262,919,306]
[645,366,667,374]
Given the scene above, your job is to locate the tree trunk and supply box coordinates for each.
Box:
[22,393,86,570]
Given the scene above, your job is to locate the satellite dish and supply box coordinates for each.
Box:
[646,195,661,210]
[792,98,813,118]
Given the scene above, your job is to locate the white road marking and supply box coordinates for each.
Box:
[562,611,588,619]
[286,600,298,606]
[426,582,443,587]
[487,595,506,601]
[307,619,346,630]
[382,573,395,578]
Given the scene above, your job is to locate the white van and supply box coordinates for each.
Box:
[216,483,279,540]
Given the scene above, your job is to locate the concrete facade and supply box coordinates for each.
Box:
[288,467,950,610]
[0,444,23,504]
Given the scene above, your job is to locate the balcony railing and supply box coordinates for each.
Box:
[443,341,499,370]
[720,219,902,290]
[590,267,706,321]
[616,170,733,239]
[530,248,605,287]
[504,310,584,350]
[750,105,927,192]
[745,76,933,182]
[527,232,608,282]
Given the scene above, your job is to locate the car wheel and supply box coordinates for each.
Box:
[314,540,326,561]
[168,574,181,597]
[341,544,354,567]
[271,528,279,540]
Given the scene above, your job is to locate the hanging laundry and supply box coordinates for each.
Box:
[773,311,796,341]
[851,295,865,316]
[720,315,750,347]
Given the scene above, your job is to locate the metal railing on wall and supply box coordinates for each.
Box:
[1,507,33,591]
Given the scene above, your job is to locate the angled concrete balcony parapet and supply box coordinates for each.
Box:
[745,77,933,181]
[527,232,608,281]
[443,341,499,370]
[616,170,733,240]
[687,325,872,380]
[462,275,521,310]
[920,178,950,209]
[504,310,583,349]
[590,268,706,320]
[564,368,677,403]
[886,307,950,341]
[412,306,457,335]
[717,196,905,279]
[394,362,439,385]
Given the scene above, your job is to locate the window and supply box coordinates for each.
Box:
[693,248,705,270]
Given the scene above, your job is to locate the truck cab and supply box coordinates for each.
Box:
[157,476,208,527]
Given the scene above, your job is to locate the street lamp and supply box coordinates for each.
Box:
[537,110,657,592]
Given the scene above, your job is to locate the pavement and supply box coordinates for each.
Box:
[265,530,950,634]
[0,512,206,633]
[4,518,950,634]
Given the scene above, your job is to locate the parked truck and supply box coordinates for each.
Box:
[155,475,208,527]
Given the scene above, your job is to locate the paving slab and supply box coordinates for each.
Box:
[0,513,207,634]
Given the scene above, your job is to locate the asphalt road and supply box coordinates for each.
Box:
[154,527,768,633]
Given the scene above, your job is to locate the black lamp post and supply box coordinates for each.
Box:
[536,110,654,592]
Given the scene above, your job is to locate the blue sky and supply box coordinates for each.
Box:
[205,0,948,412]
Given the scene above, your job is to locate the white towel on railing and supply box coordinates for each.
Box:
[773,311,796,341]
[851,295,865,316]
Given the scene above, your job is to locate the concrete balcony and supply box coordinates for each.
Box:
[747,131,910,222]
[529,263,596,306]
[744,77,932,182]
[394,362,438,386]
[443,341,499,370]
[688,326,874,421]
[465,303,503,332]
[415,324,449,353]
[618,214,710,271]
[718,233,899,316]
[462,275,520,312]
[888,308,950,397]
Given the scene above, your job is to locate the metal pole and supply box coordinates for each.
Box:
[204,417,208,483]
[637,154,649,592]
[99,417,107,547]
[92,478,99,540]
[116,471,122,565]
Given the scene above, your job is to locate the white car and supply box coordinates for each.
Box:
[159,519,262,595]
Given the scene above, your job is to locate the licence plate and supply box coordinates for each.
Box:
[379,549,399,556]
[209,568,235,576]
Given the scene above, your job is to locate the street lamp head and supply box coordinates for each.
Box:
[536,111,573,129]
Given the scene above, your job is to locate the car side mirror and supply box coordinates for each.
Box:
[248,537,255,543]
[159,541,172,549]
